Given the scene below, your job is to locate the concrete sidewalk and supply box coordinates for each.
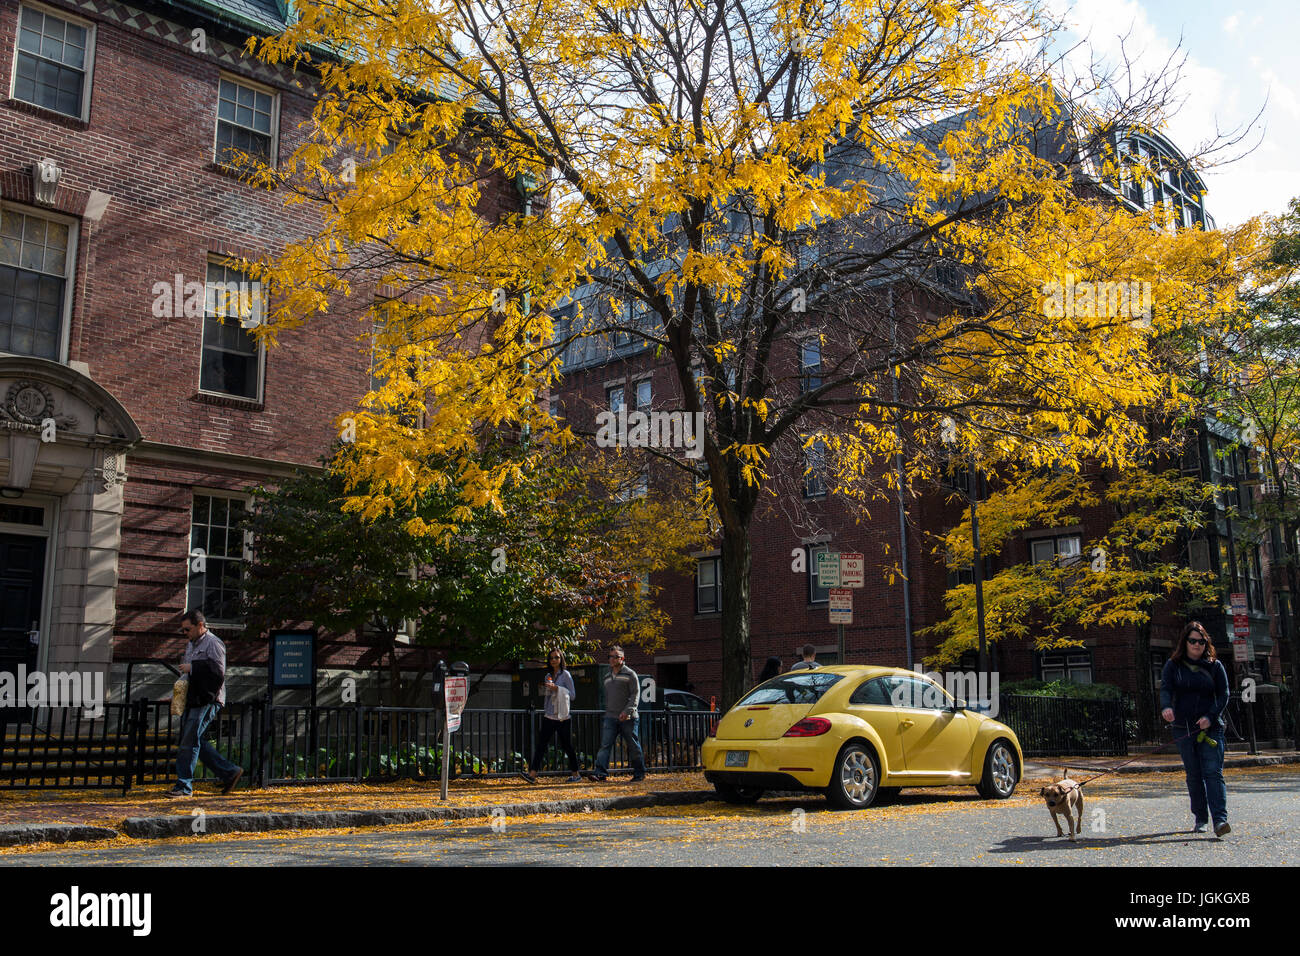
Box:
[1025,748,1300,776]
[0,772,714,847]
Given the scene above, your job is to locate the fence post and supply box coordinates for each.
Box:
[134,698,149,787]
[122,700,138,794]
[354,704,363,783]
[259,699,271,787]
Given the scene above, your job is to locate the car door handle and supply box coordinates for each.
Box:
[900,719,915,728]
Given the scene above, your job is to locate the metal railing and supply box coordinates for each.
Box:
[5,690,1147,788]
[2,700,718,790]
[997,694,1129,757]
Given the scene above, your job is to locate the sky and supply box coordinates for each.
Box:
[1047,0,1298,227]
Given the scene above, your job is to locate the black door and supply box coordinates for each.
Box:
[1,533,46,722]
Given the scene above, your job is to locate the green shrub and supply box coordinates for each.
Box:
[1001,679,1124,700]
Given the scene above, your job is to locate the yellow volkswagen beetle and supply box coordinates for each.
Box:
[702,665,1022,809]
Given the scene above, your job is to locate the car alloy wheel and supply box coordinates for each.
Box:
[977,741,1018,799]
[827,744,879,810]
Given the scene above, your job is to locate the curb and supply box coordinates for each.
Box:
[0,824,120,848]
[1025,753,1300,775]
[120,788,719,840]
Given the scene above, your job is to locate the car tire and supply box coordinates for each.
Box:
[715,781,765,804]
[975,740,1018,799]
[873,786,902,806]
[825,743,880,810]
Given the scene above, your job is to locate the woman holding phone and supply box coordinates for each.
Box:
[521,649,581,783]
[1160,621,1231,836]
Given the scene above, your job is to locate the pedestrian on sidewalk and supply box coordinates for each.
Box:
[588,645,645,782]
[756,657,783,683]
[168,610,243,797]
[789,644,819,671]
[1160,620,1230,836]
[521,649,581,783]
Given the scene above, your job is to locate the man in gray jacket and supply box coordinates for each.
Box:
[167,610,243,797]
[587,645,646,782]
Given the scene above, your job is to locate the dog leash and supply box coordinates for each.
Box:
[1043,725,1209,789]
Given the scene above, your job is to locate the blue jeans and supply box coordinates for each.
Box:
[175,703,239,793]
[595,715,645,777]
[1174,723,1227,826]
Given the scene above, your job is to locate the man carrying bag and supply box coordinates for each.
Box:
[168,610,243,797]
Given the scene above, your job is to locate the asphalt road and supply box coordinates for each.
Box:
[5,768,1297,866]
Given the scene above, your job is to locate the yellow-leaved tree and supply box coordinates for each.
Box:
[243,0,1258,704]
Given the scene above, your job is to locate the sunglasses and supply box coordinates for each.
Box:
[1187,637,1207,646]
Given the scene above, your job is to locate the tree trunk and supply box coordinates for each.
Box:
[1285,517,1300,748]
[1134,618,1155,743]
[720,520,754,710]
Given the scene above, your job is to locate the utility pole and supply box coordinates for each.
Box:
[970,456,989,702]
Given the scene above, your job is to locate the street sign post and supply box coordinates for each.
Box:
[817,551,841,588]
[441,672,469,800]
[1229,592,1251,662]
[829,588,852,662]
[445,676,468,732]
[840,553,864,588]
[266,630,317,782]
[829,589,853,624]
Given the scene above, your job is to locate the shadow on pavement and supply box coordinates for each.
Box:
[989,830,1213,853]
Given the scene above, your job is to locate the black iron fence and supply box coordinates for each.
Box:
[14,689,1237,790]
[1,701,721,792]
[996,694,1130,757]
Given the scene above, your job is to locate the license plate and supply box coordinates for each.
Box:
[725,750,749,767]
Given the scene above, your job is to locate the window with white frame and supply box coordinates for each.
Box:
[201,260,264,400]
[0,204,73,360]
[369,297,402,394]
[696,555,721,613]
[802,434,828,498]
[12,4,93,119]
[808,543,831,603]
[607,383,624,413]
[1038,649,1092,684]
[1029,534,1081,567]
[188,492,249,624]
[215,75,276,167]
[632,377,652,411]
[800,338,821,394]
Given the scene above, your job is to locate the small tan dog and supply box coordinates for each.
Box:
[1040,776,1084,841]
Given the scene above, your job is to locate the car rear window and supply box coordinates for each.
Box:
[737,672,844,706]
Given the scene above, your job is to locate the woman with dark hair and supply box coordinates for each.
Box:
[756,657,783,683]
[1160,621,1231,836]
[521,649,581,784]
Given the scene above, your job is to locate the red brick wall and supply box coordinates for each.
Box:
[1,0,518,662]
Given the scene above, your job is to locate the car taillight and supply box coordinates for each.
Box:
[783,717,832,737]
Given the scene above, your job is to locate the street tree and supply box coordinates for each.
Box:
[923,466,1221,738]
[1202,197,1300,743]
[246,0,1259,704]
[241,441,705,703]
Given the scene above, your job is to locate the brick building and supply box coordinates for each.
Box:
[552,124,1288,714]
[0,0,522,703]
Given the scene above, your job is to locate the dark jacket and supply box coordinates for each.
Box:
[189,658,225,709]
[184,630,227,709]
[1159,656,1229,730]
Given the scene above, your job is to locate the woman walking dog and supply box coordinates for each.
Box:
[1160,621,1231,836]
